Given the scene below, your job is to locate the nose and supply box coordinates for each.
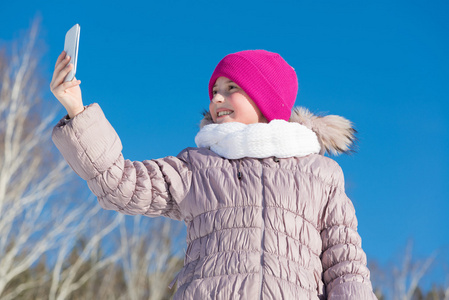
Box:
[211,93,225,103]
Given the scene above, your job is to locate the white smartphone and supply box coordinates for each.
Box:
[63,24,80,82]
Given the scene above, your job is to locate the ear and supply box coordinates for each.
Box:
[200,110,214,128]
[290,107,357,156]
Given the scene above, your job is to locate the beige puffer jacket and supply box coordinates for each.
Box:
[52,103,377,300]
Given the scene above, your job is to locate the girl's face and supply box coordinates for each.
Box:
[210,77,267,125]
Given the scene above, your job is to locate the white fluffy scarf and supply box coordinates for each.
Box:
[195,120,321,159]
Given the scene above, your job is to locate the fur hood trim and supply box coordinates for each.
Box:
[200,107,356,156]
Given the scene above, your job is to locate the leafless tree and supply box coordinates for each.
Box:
[118,215,185,300]
[0,18,121,299]
[47,206,123,300]
[444,263,449,300]
[370,240,439,300]
[392,241,437,300]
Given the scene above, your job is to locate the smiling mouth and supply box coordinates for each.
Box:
[217,111,233,117]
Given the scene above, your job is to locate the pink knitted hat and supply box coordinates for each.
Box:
[209,50,298,122]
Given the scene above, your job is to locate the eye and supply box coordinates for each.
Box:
[212,90,217,95]
[228,85,238,91]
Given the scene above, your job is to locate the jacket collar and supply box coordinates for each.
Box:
[195,120,321,159]
[199,107,356,156]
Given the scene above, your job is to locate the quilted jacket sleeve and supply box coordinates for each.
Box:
[52,103,191,221]
[320,164,377,299]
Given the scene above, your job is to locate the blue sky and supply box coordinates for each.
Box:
[1,0,448,288]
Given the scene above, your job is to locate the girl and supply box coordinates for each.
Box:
[51,50,377,299]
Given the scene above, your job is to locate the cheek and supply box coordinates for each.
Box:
[209,102,216,121]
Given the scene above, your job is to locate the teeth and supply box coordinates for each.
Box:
[218,111,232,117]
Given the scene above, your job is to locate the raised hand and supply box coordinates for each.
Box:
[50,50,84,118]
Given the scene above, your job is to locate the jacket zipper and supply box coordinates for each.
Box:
[259,159,265,300]
[237,160,242,180]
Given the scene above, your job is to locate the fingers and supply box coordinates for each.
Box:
[54,50,66,68]
[52,55,71,84]
[61,78,81,91]
[50,52,81,103]
[51,69,77,94]
[52,74,80,94]
[51,59,73,92]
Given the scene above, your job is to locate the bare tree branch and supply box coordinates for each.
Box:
[53,214,123,300]
[118,216,184,300]
[390,240,437,300]
[0,18,121,298]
